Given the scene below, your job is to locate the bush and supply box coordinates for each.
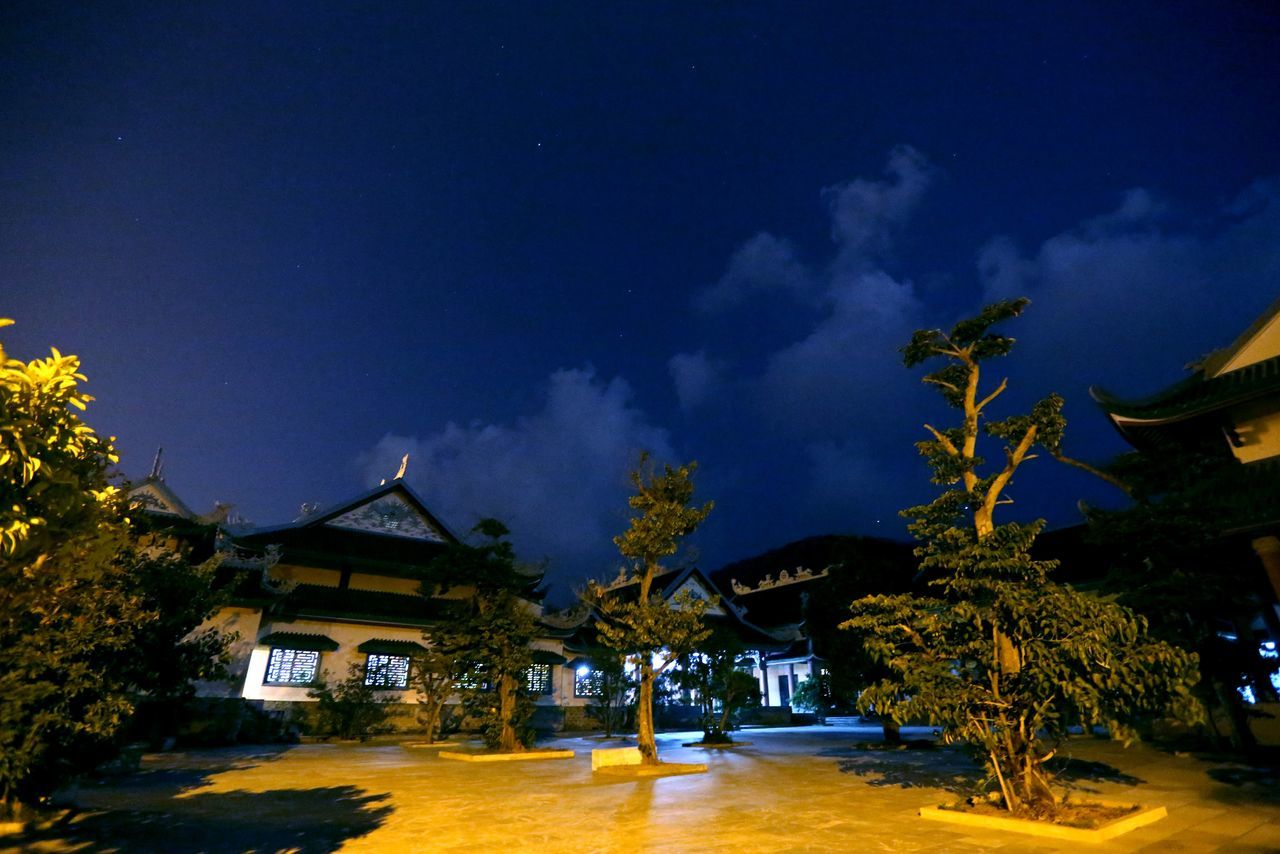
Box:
[307,664,394,740]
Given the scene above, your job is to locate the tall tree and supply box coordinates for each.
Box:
[0,321,226,815]
[420,519,539,752]
[593,454,713,764]
[844,299,1201,815]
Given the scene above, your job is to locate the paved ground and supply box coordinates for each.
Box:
[7,725,1280,853]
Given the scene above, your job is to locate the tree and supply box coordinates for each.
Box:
[0,322,226,816]
[593,454,713,764]
[420,519,539,752]
[1085,445,1279,751]
[789,674,828,718]
[410,646,459,744]
[674,627,760,743]
[800,541,915,742]
[308,663,393,740]
[843,299,1201,815]
[118,518,232,744]
[583,647,633,737]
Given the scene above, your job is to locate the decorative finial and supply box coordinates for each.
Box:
[395,453,410,480]
[149,446,165,480]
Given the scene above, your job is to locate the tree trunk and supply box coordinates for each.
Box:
[421,702,441,744]
[637,665,658,764]
[882,718,901,745]
[1214,680,1258,754]
[497,673,522,752]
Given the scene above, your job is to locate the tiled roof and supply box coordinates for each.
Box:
[259,631,339,651]
[1091,354,1280,425]
[265,583,452,627]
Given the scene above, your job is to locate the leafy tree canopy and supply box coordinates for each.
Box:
[844,299,1201,815]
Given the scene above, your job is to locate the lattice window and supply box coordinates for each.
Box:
[265,648,320,684]
[454,664,489,691]
[526,664,552,695]
[574,666,603,698]
[364,654,410,688]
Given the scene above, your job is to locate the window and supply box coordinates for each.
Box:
[265,648,320,684]
[526,663,552,695]
[574,665,603,698]
[454,664,489,691]
[365,654,410,688]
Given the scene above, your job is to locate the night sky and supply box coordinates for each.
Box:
[5,3,1280,601]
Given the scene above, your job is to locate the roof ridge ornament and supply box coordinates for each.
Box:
[731,565,829,596]
[149,446,164,481]
[379,453,411,485]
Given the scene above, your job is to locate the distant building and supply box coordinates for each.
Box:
[130,476,583,730]
[130,473,790,731]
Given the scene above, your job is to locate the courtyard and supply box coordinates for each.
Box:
[8,724,1280,853]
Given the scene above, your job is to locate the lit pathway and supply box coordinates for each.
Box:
[9,725,1280,852]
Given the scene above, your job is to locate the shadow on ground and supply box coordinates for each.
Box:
[22,785,393,853]
[1046,756,1143,789]
[1202,756,1280,806]
[835,745,984,796]
[83,745,294,798]
[835,746,1144,798]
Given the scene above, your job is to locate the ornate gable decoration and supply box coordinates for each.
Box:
[670,577,725,616]
[730,565,829,596]
[324,492,446,542]
[128,481,192,519]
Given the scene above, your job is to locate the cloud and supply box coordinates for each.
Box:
[758,269,926,436]
[693,232,813,313]
[693,147,933,316]
[668,350,723,412]
[356,367,674,587]
[823,144,933,270]
[977,180,1280,397]
[682,147,939,437]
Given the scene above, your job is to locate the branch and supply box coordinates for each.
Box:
[923,424,960,456]
[974,377,1008,415]
[923,377,960,393]
[1051,452,1133,497]
[982,425,1037,522]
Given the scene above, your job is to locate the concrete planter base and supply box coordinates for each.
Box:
[682,741,752,748]
[595,762,708,778]
[919,801,1168,843]
[439,749,574,762]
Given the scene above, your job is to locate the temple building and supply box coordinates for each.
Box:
[1091,296,1280,610]
[131,469,791,731]
[131,474,579,731]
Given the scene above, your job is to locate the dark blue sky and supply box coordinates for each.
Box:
[5,2,1279,599]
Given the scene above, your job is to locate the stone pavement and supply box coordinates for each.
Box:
[7,725,1280,853]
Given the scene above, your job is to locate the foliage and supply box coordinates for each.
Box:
[843,299,1201,815]
[799,540,915,739]
[118,517,233,742]
[308,663,393,740]
[0,322,234,815]
[1086,444,1278,750]
[592,453,713,763]
[674,627,760,741]
[789,673,828,715]
[420,519,538,751]
[410,646,459,744]
[583,647,633,737]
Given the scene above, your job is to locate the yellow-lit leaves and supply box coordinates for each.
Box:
[0,321,118,559]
